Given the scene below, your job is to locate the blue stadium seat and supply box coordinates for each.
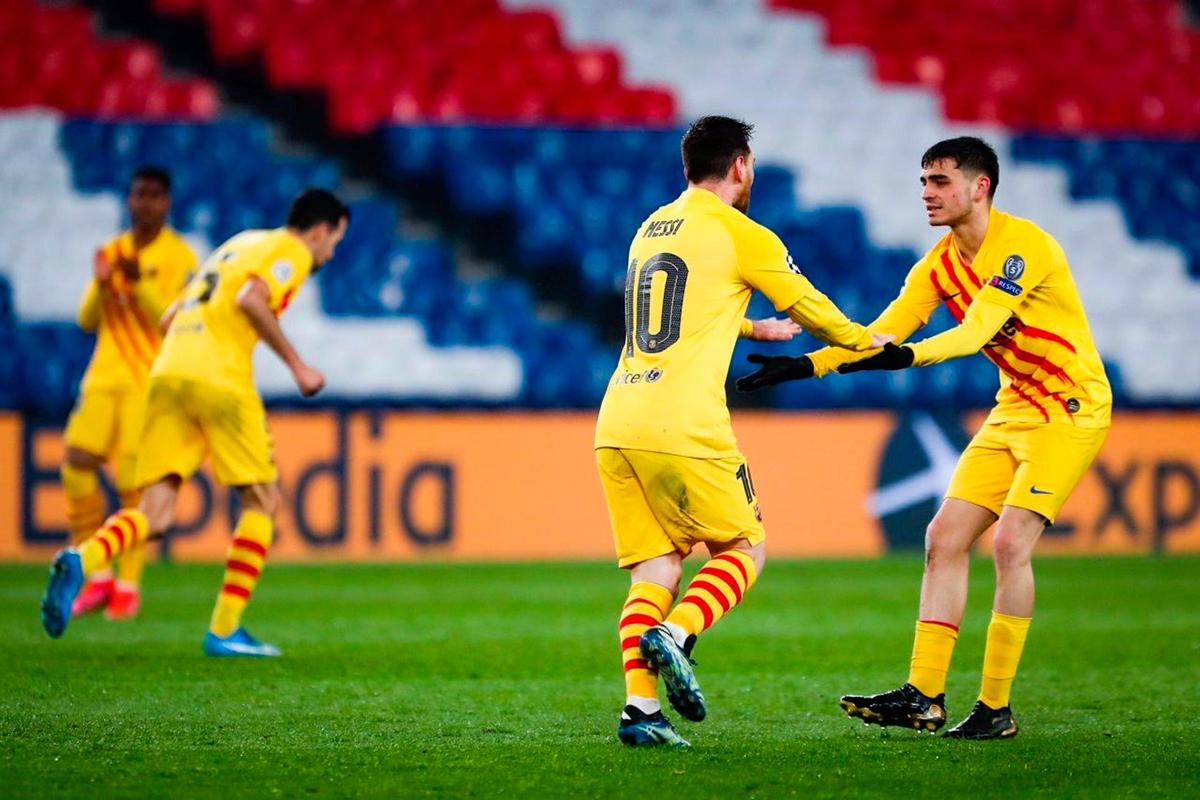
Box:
[1013,134,1200,277]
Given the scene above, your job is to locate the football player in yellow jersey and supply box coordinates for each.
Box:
[738,137,1111,739]
[41,188,349,657]
[597,116,891,747]
[64,167,196,621]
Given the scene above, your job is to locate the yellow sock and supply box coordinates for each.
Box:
[209,510,273,637]
[907,620,959,697]
[620,581,675,700]
[979,612,1032,709]
[62,464,105,547]
[665,550,757,637]
[114,490,145,586]
[78,509,150,575]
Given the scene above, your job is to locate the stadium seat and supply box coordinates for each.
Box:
[0,0,218,120]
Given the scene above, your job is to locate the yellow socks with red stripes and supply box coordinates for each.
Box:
[979,612,1032,709]
[620,581,675,708]
[114,490,145,588]
[908,619,959,697]
[664,551,757,638]
[209,510,273,637]
[78,509,150,575]
[62,464,106,546]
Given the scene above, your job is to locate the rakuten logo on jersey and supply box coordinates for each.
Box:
[611,368,665,386]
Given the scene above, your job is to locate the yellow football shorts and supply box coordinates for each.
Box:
[134,375,278,488]
[946,421,1109,523]
[64,388,147,490]
[596,447,766,568]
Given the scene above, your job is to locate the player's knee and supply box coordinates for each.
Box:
[140,476,181,537]
[631,557,682,594]
[240,483,282,521]
[924,516,964,564]
[991,529,1032,573]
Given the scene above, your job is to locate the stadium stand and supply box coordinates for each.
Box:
[0,0,217,118]
[513,0,1200,403]
[145,0,675,133]
[2,0,1198,413]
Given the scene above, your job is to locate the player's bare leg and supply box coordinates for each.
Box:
[945,505,1042,739]
[41,476,178,638]
[63,447,113,616]
[918,499,998,624]
[203,482,283,658]
[841,499,996,731]
[617,552,688,747]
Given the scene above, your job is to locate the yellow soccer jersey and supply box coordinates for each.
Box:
[595,187,872,458]
[153,228,312,393]
[78,227,196,392]
[810,208,1111,427]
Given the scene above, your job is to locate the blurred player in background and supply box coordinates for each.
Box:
[738,137,1111,739]
[41,188,349,657]
[63,166,196,621]
[596,116,891,747]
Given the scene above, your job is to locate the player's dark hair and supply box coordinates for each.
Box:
[286,188,350,230]
[681,116,754,183]
[921,137,1000,199]
[131,165,171,193]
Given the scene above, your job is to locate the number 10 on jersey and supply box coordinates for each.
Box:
[624,253,689,357]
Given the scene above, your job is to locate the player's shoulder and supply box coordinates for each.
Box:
[158,226,199,259]
[993,209,1061,253]
[711,202,783,252]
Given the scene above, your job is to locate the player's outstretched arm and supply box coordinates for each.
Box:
[739,317,803,341]
[785,288,892,350]
[839,297,1011,374]
[236,275,325,397]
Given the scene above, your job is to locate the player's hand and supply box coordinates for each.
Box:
[735,354,815,392]
[747,317,802,342]
[869,332,896,348]
[837,343,914,373]
[292,362,326,397]
[114,252,140,281]
[93,249,113,282]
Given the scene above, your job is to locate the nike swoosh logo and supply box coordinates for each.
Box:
[940,293,959,301]
[1030,486,1054,495]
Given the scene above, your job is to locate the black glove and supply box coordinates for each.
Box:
[735,354,815,392]
[837,342,914,374]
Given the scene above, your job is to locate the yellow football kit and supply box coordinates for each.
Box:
[135,228,312,488]
[596,187,877,566]
[809,207,1111,522]
[64,227,196,485]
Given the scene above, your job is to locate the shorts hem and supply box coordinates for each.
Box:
[617,544,685,569]
[943,493,1003,518]
[1000,499,1057,525]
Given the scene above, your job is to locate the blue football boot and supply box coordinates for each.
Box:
[41,548,84,639]
[203,627,282,658]
[639,624,707,722]
[617,705,690,748]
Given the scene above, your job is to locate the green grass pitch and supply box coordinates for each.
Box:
[2,556,1198,798]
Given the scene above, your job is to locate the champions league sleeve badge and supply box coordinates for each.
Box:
[1003,254,1025,281]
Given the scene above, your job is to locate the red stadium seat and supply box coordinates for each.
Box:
[0,0,217,119]
[145,0,677,130]
[773,0,1200,134]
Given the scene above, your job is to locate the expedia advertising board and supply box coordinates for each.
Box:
[1,410,1197,561]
